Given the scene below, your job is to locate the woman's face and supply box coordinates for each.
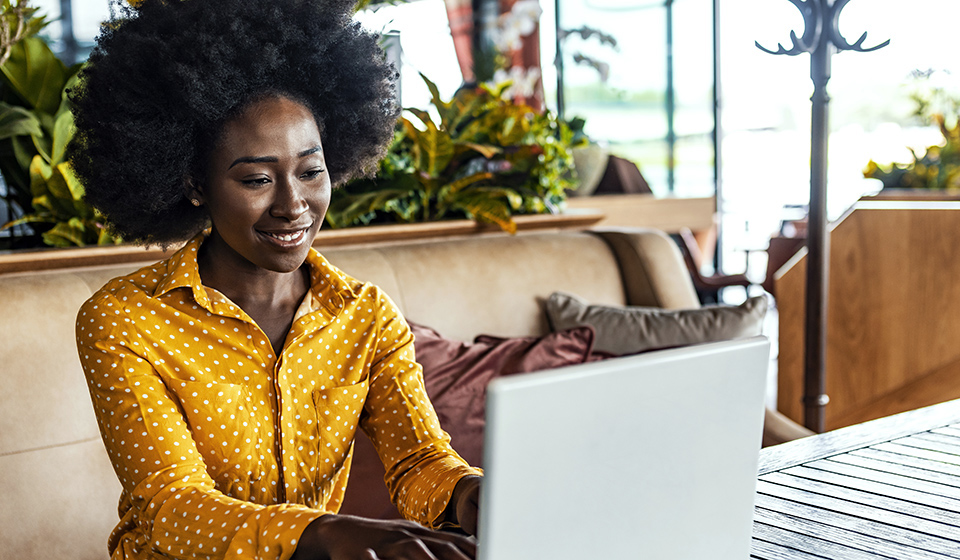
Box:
[197,95,330,275]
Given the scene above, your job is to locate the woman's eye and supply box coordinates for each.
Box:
[301,168,325,180]
[241,176,271,186]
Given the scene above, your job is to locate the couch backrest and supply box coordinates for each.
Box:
[0,227,697,559]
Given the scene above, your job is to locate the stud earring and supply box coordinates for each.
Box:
[190,198,201,207]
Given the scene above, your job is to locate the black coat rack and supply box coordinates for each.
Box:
[757,0,888,432]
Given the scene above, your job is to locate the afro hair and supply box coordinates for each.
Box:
[69,0,398,245]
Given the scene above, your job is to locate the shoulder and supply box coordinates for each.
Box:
[307,249,406,323]
[76,255,181,332]
[307,248,384,301]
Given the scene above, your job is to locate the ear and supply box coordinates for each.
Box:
[184,176,204,207]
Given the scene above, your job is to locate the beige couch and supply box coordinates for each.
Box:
[0,227,807,559]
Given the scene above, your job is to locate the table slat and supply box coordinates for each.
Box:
[752,523,899,560]
[753,507,955,560]
[892,436,960,458]
[849,448,960,480]
[933,427,960,438]
[752,538,831,560]
[756,492,960,557]
[761,472,960,528]
[782,466,960,519]
[830,452,960,490]
[911,432,960,447]
[808,459,960,501]
[754,402,960,558]
[756,480,960,541]
[871,442,960,467]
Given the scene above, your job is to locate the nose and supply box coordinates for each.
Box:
[270,177,309,221]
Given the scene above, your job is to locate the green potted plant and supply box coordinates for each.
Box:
[863,70,960,191]
[0,0,119,247]
[326,74,585,233]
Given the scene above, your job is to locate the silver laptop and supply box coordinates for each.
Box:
[478,336,770,560]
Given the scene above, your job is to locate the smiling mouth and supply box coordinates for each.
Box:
[259,226,311,246]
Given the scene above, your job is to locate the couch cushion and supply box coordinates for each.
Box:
[591,229,700,309]
[0,273,105,455]
[338,322,600,519]
[0,438,120,560]
[326,231,628,341]
[545,291,768,355]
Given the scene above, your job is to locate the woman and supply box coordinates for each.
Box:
[71,0,482,558]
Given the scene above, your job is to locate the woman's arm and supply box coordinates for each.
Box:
[357,288,484,530]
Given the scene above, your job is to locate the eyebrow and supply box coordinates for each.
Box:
[228,145,323,169]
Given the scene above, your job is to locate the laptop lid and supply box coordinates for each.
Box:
[478,336,770,560]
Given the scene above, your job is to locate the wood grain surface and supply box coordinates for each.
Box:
[752,399,960,559]
[776,201,960,430]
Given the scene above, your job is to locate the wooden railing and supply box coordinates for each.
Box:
[776,198,960,430]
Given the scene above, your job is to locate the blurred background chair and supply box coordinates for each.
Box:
[673,227,751,304]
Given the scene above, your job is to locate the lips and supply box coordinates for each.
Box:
[257,225,311,247]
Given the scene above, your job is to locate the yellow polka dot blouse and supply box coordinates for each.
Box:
[76,235,481,560]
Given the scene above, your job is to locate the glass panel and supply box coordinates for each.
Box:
[553,0,717,196]
[355,0,463,110]
[719,0,960,276]
[556,1,668,192]
[673,136,714,197]
[672,0,715,198]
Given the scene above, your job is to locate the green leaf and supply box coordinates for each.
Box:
[473,186,524,209]
[29,155,77,219]
[41,219,87,247]
[420,72,455,127]
[98,225,122,245]
[411,119,454,179]
[1,36,68,116]
[50,110,73,164]
[436,172,494,216]
[0,103,42,140]
[54,67,82,120]
[27,154,50,196]
[0,212,52,229]
[57,161,84,200]
[458,142,501,159]
[452,192,517,234]
[11,133,34,170]
[405,108,433,128]
[440,172,494,196]
[326,185,418,229]
[30,127,51,162]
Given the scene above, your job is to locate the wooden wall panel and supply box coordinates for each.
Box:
[777,202,960,430]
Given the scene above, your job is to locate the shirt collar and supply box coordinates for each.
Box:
[154,233,361,318]
[155,234,212,308]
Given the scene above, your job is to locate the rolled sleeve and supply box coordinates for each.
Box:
[360,289,483,528]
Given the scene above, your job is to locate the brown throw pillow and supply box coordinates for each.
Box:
[338,321,600,520]
[544,291,768,355]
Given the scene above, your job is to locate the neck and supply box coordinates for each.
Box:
[196,235,310,311]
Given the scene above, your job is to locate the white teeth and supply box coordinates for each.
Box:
[265,230,304,242]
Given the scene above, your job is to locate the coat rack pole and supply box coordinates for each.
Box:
[756,0,888,431]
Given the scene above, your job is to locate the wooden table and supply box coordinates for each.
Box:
[752,399,960,559]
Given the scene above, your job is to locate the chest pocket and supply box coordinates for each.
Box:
[177,381,263,496]
[311,379,369,498]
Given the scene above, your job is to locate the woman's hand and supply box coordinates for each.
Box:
[449,475,482,537]
[291,514,477,560]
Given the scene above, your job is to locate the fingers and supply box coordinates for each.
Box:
[380,533,475,560]
[396,526,477,559]
[299,514,477,560]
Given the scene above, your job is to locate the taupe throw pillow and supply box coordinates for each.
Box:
[545,292,768,355]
